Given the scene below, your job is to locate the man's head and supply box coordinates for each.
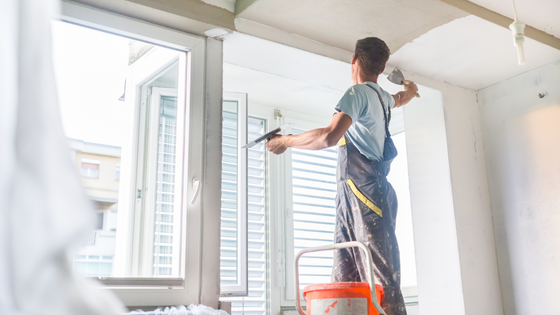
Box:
[352,37,390,82]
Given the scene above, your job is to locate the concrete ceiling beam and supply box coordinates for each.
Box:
[440,0,560,50]
[127,0,235,30]
[235,0,261,16]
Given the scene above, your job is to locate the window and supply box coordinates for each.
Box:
[289,127,337,288]
[221,115,268,315]
[115,163,120,181]
[73,255,114,277]
[95,211,104,230]
[220,93,249,296]
[81,159,100,178]
[56,1,213,306]
[55,20,187,279]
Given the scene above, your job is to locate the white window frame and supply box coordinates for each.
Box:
[140,87,183,277]
[220,92,249,297]
[60,2,213,306]
[281,115,332,307]
[243,105,334,313]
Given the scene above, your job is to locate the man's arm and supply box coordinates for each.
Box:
[392,80,418,108]
[266,112,352,155]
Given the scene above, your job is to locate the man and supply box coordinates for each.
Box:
[266,37,418,315]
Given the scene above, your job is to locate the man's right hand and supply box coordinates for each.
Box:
[392,80,418,108]
[403,80,418,96]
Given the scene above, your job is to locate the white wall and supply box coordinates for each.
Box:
[403,86,465,315]
[478,61,560,315]
[402,69,503,315]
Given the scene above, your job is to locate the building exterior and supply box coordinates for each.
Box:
[68,138,121,277]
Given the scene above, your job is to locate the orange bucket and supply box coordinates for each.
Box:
[303,282,384,315]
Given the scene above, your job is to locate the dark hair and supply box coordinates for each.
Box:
[354,37,390,76]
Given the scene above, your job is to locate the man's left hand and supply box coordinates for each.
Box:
[266,134,288,155]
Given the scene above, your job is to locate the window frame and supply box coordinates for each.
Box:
[60,1,213,306]
[81,158,100,179]
[280,115,332,307]
[139,87,183,278]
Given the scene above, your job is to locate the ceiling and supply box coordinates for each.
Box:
[223,32,433,135]
[235,0,468,54]
[115,0,560,91]
[218,0,560,90]
[468,0,560,38]
[389,15,560,90]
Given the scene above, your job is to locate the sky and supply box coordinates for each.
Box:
[51,21,130,147]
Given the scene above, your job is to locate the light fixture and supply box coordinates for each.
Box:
[509,0,525,65]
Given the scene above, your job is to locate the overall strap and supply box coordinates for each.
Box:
[365,84,391,137]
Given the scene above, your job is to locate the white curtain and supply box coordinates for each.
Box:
[0,0,125,314]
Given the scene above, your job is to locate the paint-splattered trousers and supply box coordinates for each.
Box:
[331,136,407,315]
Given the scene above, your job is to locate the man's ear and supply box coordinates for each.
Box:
[380,65,386,75]
[351,54,357,65]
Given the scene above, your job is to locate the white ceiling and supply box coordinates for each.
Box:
[468,0,560,38]
[225,0,560,90]
[223,33,416,130]
[223,63,344,116]
[224,33,352,92]
[389,15,560,90]
[201,0,236,12]
[236,0,468,53]
[207,0,560,91]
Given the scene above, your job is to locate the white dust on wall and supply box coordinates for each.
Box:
[478,60,560,315]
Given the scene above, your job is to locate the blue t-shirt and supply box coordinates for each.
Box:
[335,82,395,162]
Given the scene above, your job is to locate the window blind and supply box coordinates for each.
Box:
[291,127,338,288]
[222,117,267,315]
[153,96,178,277]
[221,102,240,285]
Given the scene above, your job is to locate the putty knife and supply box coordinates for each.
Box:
[242,123,294,149]
[387,68,420,98]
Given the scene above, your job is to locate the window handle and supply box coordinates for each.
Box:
[190,178,200,204]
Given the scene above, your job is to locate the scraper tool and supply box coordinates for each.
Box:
[242,123,294,149]
[387,68,420,98]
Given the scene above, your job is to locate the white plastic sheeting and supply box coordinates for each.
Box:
[0,0,125,314]
[129,304,230,315]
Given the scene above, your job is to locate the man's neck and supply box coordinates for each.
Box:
[353,72,378,85]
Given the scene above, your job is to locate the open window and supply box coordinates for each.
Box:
[56,1,212,306]
[220,92,249,296]
[220,99,269,315]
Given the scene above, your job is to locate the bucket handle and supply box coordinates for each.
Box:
[294,241,386,315]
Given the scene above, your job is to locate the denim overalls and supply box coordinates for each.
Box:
[331,85,407,315]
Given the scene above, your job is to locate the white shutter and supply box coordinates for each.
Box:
[291,127,338,288]
[221,93,248,296]
[221,102,241,286]
[222,117,267,315]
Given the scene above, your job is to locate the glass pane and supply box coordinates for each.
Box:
[52,20,186,278]
[221,100,239,285]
